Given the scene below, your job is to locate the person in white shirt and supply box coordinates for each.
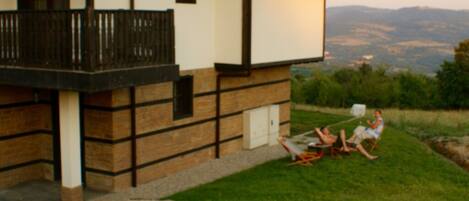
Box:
[347,110,384,160]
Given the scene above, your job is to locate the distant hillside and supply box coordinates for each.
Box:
[324,6,469,73]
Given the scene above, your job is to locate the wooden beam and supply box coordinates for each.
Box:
[84,0,96,72]
[130,0,135,10]
[86,0,94,9]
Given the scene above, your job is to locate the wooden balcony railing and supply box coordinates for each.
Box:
[0,9,175,72]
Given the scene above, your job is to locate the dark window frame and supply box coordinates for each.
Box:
[176,0,197,4]
[173,75,194,120]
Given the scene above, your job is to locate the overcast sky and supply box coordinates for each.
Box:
[327,0,469,10]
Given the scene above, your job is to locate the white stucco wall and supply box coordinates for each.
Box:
[215,0,243,65]
[2,0,325,69]
[71,0,85,9]
[173,0,215,70]
[134,0,216,70]
[0,0,17,10]
[251,0,325,64]
[95,0,130,9]
[137,0,173,9]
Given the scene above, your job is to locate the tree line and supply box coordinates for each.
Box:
[292,40,469,109]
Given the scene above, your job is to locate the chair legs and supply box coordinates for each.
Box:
[288,153,322,166]
[364,139,379,152]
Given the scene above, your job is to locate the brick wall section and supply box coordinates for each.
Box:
[0,134,52,169]
[220,114,243,141]
[0,86,55,189]
[135,82,172,104]
[220,139,243,157]
[0,163,53,188]
[0,104,51,138]
[220,67,290,90]
[83,66,291,192]
[0,86,35,104]
[136,95,216,135]
[137,121,216,166]
[137,148,214,185]
[85,172,131,192]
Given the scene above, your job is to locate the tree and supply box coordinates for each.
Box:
[302,72,346,107]
[397,73,436,109]
[291,77,305,103]
[437,40,469,108]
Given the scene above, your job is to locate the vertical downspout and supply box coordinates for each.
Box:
[130,87,137,187]
[215,76,222,158]
[215,0,252,159]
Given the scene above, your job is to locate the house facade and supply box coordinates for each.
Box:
[0,0,325,200]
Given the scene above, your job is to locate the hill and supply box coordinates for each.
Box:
[324,6,469,74]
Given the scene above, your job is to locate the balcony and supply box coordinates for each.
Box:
[0,9,178,92]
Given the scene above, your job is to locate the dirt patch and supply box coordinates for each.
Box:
[427,136,469,171]
[395,40,451,48]
[327,36,370,46]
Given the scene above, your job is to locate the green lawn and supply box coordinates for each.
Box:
[290,110,352,136]
[168,110,469,201]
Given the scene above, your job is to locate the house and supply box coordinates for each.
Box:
[0,0,325,200]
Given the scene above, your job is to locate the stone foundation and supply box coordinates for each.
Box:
[83,66,291,192]
[0,66,291,192]
[0,87,55,188]
[61,186,83,201]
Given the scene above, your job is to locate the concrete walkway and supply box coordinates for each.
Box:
[91,145,288,201]
[0,181,105,201]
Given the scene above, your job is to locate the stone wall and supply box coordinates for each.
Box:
[0,87,55,188]
[83,66,291,192]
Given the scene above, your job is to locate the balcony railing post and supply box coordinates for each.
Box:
[168,9,175,64]
[83,0,96,72]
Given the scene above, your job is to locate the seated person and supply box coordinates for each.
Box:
[314,127,351,152]
[347,109,384,160]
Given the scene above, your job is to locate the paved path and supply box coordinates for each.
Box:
[0,181,104,201]
[91,145,288,201]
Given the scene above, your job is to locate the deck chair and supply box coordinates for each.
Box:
[364,129,384,152]
[364,137,380,152]
[278,137,322,166]
[312,130,345,157]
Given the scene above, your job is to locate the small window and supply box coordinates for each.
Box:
[173,76,194,120]
[176,0,197,4]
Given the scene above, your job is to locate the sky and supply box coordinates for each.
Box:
[327,0,469,10]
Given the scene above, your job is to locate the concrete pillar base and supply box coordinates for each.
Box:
[61,186,83,201]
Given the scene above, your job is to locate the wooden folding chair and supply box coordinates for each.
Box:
[312,130,345,157]
[364,137,380,152]
[278,137,323,166]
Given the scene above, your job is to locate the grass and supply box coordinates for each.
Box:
[290,110,352,135]
[168,110,469,201]
[293,104,469,138]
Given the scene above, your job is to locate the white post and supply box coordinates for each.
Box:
[59,91,83,201]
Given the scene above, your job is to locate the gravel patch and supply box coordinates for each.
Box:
[90,145,288,201]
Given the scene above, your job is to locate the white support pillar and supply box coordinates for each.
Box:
[59,91,83,201]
